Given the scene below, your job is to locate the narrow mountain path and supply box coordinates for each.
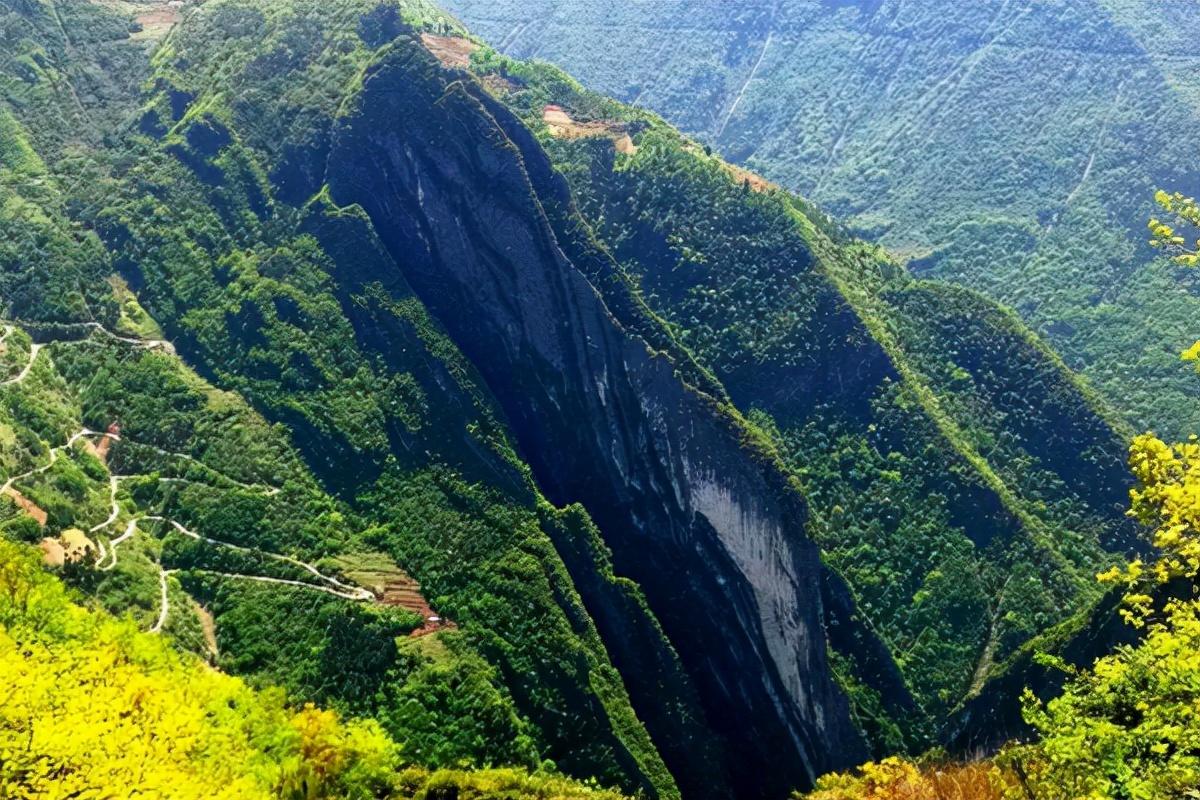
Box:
[145,515,374,600]
[0,428,110,495]
[181,571,379,601]
[119,437,281,496]
[716,29,773,140]
[124,515,372,642]
[0,322,371,639]
[0,319,174,391]
[89,504,373,602]
[1,343,42,386]
[86,322,174,353]
[151,568,174,633]
[90,474,124,534]
[1059,78,1128,215]
[497,19,533,51]
[97,517,139,571]
[5,424,372,619]
[877,0,1029,152]
[0,319,173,353]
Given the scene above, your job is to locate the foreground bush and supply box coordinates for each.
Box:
[802,758,1007,800]
[802,431,1200,800]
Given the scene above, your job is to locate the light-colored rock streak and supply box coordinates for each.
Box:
[686,465,822,775]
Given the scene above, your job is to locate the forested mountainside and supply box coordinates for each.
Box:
[462,39,1139,732]
[0,0,1166,798]
[442,0,1200,440]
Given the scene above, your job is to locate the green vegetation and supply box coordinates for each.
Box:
[0,536,626,800]
[444,0,1200,439]
[455,47,1134,732]
[799,427,1200,800]
[0,2,681,796]
[0,0,1176,797]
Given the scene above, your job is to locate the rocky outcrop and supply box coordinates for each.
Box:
[326,41,867,799]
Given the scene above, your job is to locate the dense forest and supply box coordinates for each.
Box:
[444,0,1200,440]
[0,1,1197,798]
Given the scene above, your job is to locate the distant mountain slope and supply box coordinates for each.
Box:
[442,0,1200,438]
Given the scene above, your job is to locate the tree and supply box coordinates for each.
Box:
[1148,190,1200,267]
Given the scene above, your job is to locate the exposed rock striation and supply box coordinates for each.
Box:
[326,42,867,798]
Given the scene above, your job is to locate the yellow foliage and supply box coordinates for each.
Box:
[0,539,397,799]
[1149,189,1200,267]
[0,538,631,799]
[1126,433,1200,585]
[802,757,1009,800]
[802,424,1200,800]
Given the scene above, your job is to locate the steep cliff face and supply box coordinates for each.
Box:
[485,58,1135,723]
[325,43,866,797]
[0,1,1151,798]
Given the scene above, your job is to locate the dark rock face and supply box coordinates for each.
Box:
[326,43,867,799]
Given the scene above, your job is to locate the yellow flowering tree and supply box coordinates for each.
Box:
[1150,190,1200,374]
[1148,189,1200,267]
[0,538,399,799]
[1001,409,1200,797]
[798,189,1200,800]
[0,538,632,799]
[802,757,1008,799]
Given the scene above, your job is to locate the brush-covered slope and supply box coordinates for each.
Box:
[442,0,1200,439]
[0,536,629,800]
[0,2,689,798]
[0,1,881,798]
[111,2,877,795]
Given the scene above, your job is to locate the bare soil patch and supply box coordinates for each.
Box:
[421,34,479,70]
[481,73,521,94]
[724,163,776,193]
[681,141,776,193]
[128,3,182,40]
[196,603,219,657]
[4,486,47,526]
[335,552,454,637]
[542,104,637,154]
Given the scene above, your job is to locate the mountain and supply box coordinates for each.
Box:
[462,34,1140,725]
[0,1,1149,798]
[441,0,1200,440]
